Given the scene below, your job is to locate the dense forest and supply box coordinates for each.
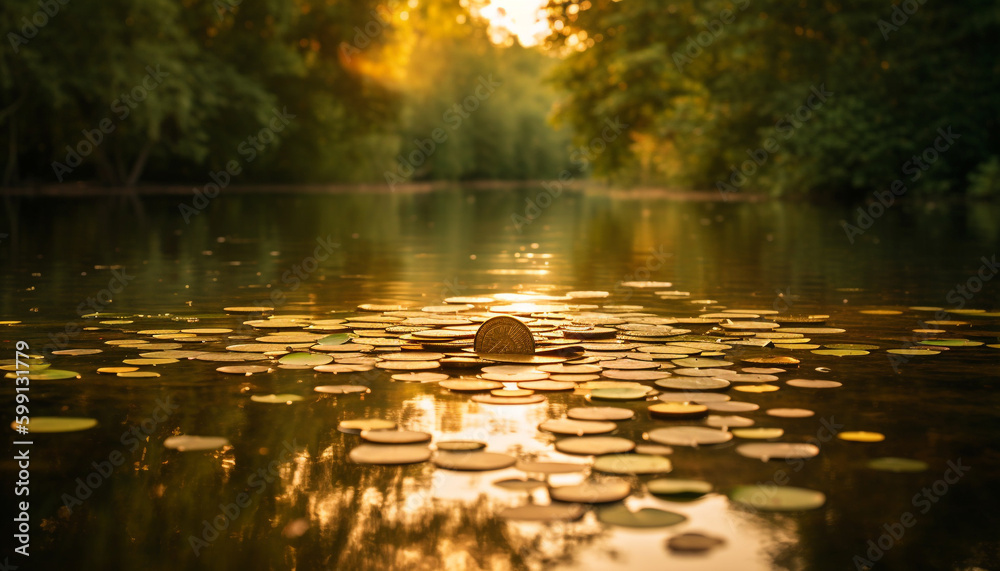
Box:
[1,0,998,198]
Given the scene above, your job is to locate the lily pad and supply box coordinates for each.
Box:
[729,485,825,511]
[867,457,928,472]
[647,426,733,447]
[593,453,672,474]
[555,436,636,455]
[667,532,726,553]
[838,431,885,442]
[732,427,784,439]
[432,451,516,471]
[589,387,652,401]
[597,504,687,528]
[499,504,585,521]
[338,418,397,434]
[349,444,431,465]
[13,416,97,433]
[539,418,617,435]
[278,352,333,366]
[567,407,635,421]
[164,435,230,451]
[647,478,713,500]
[549,480,631,503]
[250,394,304,404]
[736,443,820,460]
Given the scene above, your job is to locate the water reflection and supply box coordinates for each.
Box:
[1,187,999,570]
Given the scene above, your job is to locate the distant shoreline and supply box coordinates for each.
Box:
[0,180,761,201]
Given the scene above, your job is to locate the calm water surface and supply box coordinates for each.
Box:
[1,187,999,571]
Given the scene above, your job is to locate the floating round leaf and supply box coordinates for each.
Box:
[52,349,103,356]
[432,451,516,471]
[391,372,449,383]
[540,418,617,435]
[471,394,547,405]
[655,377,730,391]
[14,417,97,433]
[732,428,784,439]
[98,367,138,374]
[705,415,754,428]
[493,478,546,490]
[729,485,825,511]
[734,384,779,393]
[601,369,671,381]
[517,380,575,391]
[349,444,430,465]
[597,504,687,528]
[567,407,635,421]
[647,478,713,500]
[920,339,983,347]
[440,379,503,392]
[867,457,928,472]
[217,365,271,375]
[250,394,304,404]
[278,352,333,366]
[436,440,486,451]
[164,435,230,451]
[117,371,160,378]
[838,431,885,442]
[667,532,727,553]
[767,408,814,418]
[886,348,941,356]
[315,364,374,374]
[648,402,708,420]
[593,453,672,474]
[786,379,842,388]
[338,418,396,434]
[589,387,652,401]
[314,385,371,395]
[811,349,869,357]
[672,357,733,368]
[550,480,631,503]
[736,443,820,460]
[648,426,732,447]
[26,369,81,380]
[555,436,636,455]
[499,504,585,521]
[360,429,432,444]
[704,401,759,412]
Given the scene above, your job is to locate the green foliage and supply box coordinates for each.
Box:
[546,0,1000,198]
[0,0,569,185]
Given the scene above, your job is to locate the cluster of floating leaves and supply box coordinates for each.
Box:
[5,289,997,556]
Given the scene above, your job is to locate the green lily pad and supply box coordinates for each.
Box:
[867,457,929,472]
[647,478,712,500]
[919,339,983,347]
[811,349,870,357]
[729,485,826,511]
[349,444,430,465]
[13,416,97,433]
[164,435,230,451]
[593,453,672,474]
[549,480,631,503]
[316,333,354,346]
[597,504,687,528]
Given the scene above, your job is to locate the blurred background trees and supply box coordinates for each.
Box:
[1,0,997,198]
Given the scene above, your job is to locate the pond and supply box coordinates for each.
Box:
[2,186,999,571]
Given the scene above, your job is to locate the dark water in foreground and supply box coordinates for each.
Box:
[1,187,999,571]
